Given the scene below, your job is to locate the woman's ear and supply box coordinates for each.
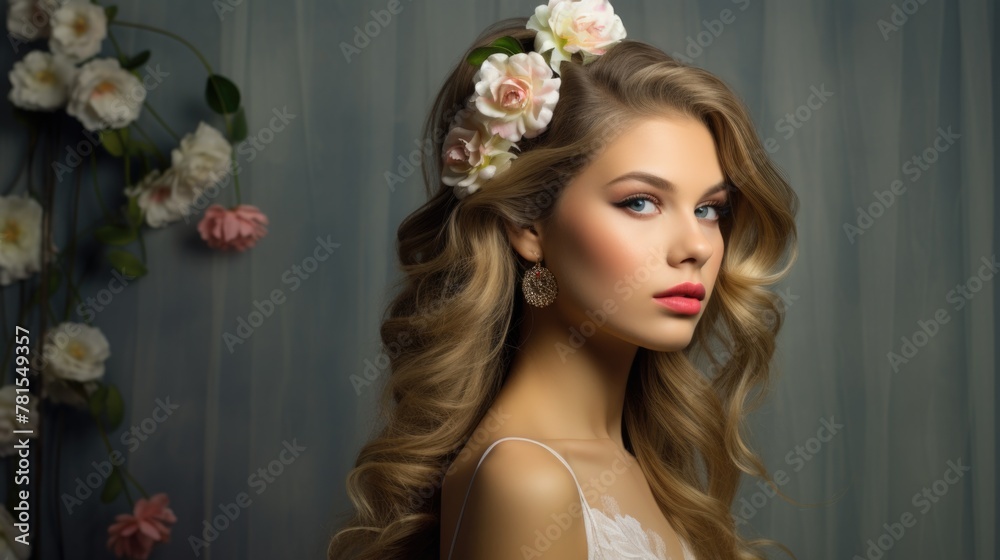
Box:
[503,219,544,262]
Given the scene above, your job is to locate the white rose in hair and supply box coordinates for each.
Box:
[66,57,145,131]
[441,107,518,198]
[41,322,111,383]
[7,50,76,111]
[527,0,627,73]
[170,122,233,189]
[48,0,107,62]
[473,51,560,143]
[6,0,62,41]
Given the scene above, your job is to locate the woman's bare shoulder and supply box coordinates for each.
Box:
[440,438,588,560]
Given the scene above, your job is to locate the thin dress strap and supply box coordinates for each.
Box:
[445,436,593,560]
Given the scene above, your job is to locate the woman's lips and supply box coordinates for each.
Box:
[653,296,701,315]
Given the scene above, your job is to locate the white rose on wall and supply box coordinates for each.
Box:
[48,0,107,63]
[6,0,62,41]
[0,194,43,286]
[0,385,39,457]
[41,322,111,383]
[66,58,145,131]
[125,168,199,228]
[170,122,233,189]
[7,50,76,111]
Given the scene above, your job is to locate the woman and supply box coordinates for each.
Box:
[329,2,798,558]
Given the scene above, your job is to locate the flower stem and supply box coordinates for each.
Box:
[107,25,124,57]
[62,166,82,319]
[129,121,168,167]
[232,159,241,205]
[109,18,242,205]
[121,468,150,499]
[109,20,232,133]
[117,129,131,187]
[90,153,112,221]
[2,125,32,196]
[111,20,215,75]
[143,102,180,143]
[95,421,134,507]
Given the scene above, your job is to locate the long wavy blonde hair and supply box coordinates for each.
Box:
[329,16,798,560]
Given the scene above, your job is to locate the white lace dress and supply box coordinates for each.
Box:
[446,437,697,560]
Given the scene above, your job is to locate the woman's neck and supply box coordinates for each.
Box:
[495,305,638,448]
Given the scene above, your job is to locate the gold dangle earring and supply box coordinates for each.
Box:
[521,252,557,308]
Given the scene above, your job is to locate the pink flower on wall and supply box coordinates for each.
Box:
[106,493,178,560]
[197,203,269,252]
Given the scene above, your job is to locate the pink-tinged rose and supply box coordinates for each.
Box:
[106,493,177,560]
[66,58,145,131]
[473,51,560,142]
[527,0,627,73]
[197,204,269,252]
[441,106,517,198]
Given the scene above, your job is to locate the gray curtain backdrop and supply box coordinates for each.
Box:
[0,0,995,559]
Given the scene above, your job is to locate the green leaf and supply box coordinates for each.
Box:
[205,74,241,114]
[95,225,136,246]
[104,5,118,22]
[127,195,143,227]
[107,250,147,279]
[230,107,248,143]
[104,385,124,431]
[100,468,124,503]
[99,129,126,157]
[490,36,524,54]
[467,46,513,67]
[121,50,150,71]
[89,384,109,418]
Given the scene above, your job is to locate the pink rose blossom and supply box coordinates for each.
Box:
[473,51,560,142]
[441,106,517,198]
[106,493,177,560]
[197,204,269,252]
[527,0,627,73]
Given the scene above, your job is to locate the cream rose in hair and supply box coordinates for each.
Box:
[66,58,145,131]
[441,107,518,198]
[473,51,560,143]
[527,0,627,73]
[49,0,108,63]
[7,50,76,111]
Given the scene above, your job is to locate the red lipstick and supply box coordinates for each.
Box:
[652,282,705,315]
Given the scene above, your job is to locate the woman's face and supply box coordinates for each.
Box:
[538,115,728,352]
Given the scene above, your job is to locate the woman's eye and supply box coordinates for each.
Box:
[615,194,658,215]
[695,204,719,220]
[695,202,731,221]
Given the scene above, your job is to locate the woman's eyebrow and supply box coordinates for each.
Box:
[602,171,729,196]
